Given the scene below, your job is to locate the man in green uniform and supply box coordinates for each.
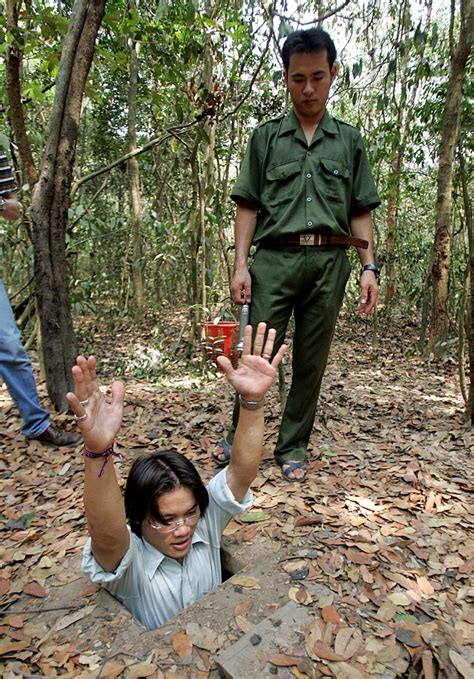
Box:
[213,28,381,480]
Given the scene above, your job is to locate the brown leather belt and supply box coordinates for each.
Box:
[261,234,368,249]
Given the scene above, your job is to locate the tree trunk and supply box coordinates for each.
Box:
[384,0,432,306]
[189,142,200,346]
[127,3,145,318]
[5,0,38,189]
[429,0,473,354]
[459,148,473,422]
[30,0,106,410]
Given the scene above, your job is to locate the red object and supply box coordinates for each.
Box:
[203,321,239,365]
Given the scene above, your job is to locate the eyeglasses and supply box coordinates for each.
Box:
[148,510,201,533]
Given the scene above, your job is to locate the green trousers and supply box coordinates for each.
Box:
[227,245,351,465]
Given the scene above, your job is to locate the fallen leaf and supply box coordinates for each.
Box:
[375,600,397,622]
[126,662,157,678]
[334,627,362,659]
[289,585,313,605]
[376,644,400,664]
[327,660,367,679]
[307,641,345,662]
[269,653,302,667]
[305,618,324,658]
[322,605,344,625]
[231,574,261,589]
[0,641,30,656]
[101,660,125,679]
[346,549,373,565]
[239,511,270,523]
[449,649,473,678]
[185,622,225,653]
[235,614,253,633]
[172,630,193,659]
[5,614,24,629]
[388,592,412,606]
[444,554,464,568]
[234,600,252,616]
[23,581,46,597]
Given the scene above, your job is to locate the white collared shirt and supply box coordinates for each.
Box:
[82,468,252,629]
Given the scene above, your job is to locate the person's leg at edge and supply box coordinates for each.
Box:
[0,280,50,438]
[274,248,352,479]
[214,247,300,464]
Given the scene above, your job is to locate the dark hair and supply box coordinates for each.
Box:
[124,450,209,537]
[281,28,337,71]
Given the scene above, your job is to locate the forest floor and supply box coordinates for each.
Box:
[0,310,472,679]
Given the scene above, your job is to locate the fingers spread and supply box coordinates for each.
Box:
[262,327,276,359]
[216,355,233,376]
[111,380,126,407]
[271,343,287,368]
[251,322,267,356]
[241,324,253,355]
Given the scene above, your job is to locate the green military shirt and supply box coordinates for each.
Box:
[231,109,380,244]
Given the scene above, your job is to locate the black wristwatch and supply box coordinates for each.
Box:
[361,263,380,279]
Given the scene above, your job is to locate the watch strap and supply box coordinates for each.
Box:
[239,394,264,410]
[361,263,380,278]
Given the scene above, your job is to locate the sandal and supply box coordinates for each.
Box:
[212,440,232,467]
[279,460,307,481]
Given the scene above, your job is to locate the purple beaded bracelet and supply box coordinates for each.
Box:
[83,446,124,477]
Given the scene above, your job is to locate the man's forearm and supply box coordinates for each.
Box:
[234,204,258,268]
[84,455,129,569]
[227,406,264,502]
[351,208,375,266]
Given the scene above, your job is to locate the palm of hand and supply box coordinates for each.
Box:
[227,355,276,400]
[80,392,123,451]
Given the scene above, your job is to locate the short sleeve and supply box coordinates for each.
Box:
[81,528,135,584]
[200,468,253,540]
[231,129,263,208]
[351,134,380,212]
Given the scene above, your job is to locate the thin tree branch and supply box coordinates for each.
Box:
[69,176,108,230]
[271,0,352,26]
[220,31,272,122]
[71,120,198,196]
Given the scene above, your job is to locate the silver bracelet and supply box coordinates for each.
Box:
[239,394,264,410]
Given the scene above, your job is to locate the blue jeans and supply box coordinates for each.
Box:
[0,281,50,437]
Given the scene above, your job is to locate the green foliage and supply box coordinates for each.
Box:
[0,0,469,355]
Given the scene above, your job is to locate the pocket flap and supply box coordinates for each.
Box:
[266,160,301,182]
[320,158,349,179]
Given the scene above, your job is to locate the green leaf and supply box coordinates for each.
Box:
[175,101,184,123]
[393,613,419,623]
[0,133,10,152]
[239,511,271,523]
[278,19,292,39]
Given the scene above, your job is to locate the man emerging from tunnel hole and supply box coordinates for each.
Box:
[67,323,286,629]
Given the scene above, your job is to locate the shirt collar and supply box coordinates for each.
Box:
[141,523,210,580]
[279,109,338,139]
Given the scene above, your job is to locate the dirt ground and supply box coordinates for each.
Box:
[0,312,472,678]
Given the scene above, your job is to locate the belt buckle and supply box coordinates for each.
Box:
[299,234,315,246]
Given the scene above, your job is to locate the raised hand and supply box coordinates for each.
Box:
[217,323,287,401]
[66,356,125,453]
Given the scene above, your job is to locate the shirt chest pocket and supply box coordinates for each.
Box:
[263,160,302,208]
[319,158,350,202]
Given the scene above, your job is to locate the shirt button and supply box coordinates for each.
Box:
[307,220,313,227]
[306,197,312,202]
[306,151,311,156]
[333,169,339,175]
[306,173,312,178]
